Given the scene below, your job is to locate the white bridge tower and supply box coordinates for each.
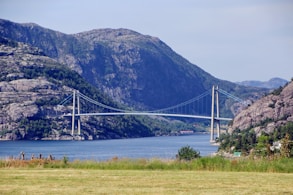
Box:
[210,85,220,142]
[71,90,81,136]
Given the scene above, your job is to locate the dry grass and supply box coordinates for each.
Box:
[0,169,292,194]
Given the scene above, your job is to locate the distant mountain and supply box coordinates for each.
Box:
[0,19,266,116]
[236,78,288,89]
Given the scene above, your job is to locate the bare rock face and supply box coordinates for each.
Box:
[229,81,293,135]
[9,78,54,92]
[7,102,39,121]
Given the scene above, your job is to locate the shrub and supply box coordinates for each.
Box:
[62,156,69,165]
[177,145,200,161]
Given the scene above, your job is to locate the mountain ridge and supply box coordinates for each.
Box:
[236,77,288,89]
[0,18,266,114]
[0,19,277,142]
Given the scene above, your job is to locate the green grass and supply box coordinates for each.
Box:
[1,156,293,173]
[0,169,292,194]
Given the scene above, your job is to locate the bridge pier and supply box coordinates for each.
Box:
[77,91,81,135]
[71,90,76,136]
[210,85,220,142]
[71,90,81,136]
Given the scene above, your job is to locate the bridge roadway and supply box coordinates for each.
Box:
[64,112,232,121]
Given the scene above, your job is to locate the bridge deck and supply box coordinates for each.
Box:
[64,112,232,121]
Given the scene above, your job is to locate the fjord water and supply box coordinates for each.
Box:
[0,134,217,161]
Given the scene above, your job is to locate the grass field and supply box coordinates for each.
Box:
[0,169,293,194]
[0,157,293,194]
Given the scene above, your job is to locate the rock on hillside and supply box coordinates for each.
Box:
[229,80,293,136]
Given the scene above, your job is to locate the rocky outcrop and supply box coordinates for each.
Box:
[229,81,293,135]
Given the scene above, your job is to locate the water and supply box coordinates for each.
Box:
[0,134,217,161]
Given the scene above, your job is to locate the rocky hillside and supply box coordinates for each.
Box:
[0,19,265,115]
[0,37,161,140]
[237,77,288,89]
[229,80,293,136]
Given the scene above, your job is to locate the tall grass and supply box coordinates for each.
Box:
[1,156,292,173]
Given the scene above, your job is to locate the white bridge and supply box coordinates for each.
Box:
[61,86,246,142]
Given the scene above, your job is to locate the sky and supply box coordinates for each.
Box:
[0,0,292,82]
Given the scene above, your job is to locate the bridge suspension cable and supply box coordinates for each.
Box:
[149,90,211,113]
[217,88,246,105]
[74,90,212,114]
[59,94,73,106]
[78,92,128,112]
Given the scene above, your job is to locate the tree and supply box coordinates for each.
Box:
[177,145,200,161]
[255,134,270,157]
[280,133,292,158]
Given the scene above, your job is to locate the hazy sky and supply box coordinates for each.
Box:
[0,0,292,82]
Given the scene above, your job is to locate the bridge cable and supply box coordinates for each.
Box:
[217,88,246,105]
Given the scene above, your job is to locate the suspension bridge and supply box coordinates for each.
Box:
[60,86,247,142]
